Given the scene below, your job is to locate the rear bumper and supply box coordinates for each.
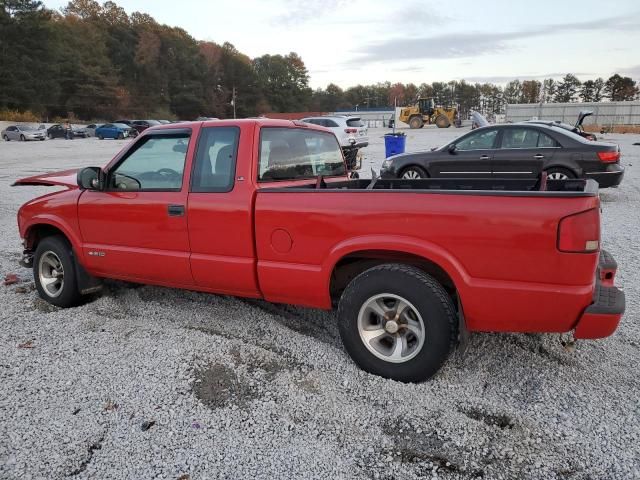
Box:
[585,164,624,188]
[574,250,625,339]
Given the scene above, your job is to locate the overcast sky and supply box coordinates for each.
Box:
[45,0,640,89]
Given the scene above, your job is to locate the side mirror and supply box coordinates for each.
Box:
[77,167,105,190]
[448,144,457,154]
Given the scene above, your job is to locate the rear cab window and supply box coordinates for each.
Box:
[258,127,346,182]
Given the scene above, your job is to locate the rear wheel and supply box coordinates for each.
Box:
[337,264,458,382]
[409,116,424,129]
[435,115,450,128]
[545,167,575,180]
[34,236,82,308]
[400,166,428,179]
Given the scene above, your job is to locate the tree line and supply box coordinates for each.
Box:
[1,1,639,121]
[0,0,312,120]
[310,74,639,119]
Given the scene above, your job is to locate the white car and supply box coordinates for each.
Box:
[301,115,368,172]
[84,124,104,137]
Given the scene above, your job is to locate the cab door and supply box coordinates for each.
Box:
[186,124,260,297]
[77,129,195,285]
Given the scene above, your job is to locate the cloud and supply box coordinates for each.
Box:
[272,0,348,26]
[352,14,640,64]
[618,64,640,79]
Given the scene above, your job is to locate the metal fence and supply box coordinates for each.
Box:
[505,101,640,126]
[331,110,395,128]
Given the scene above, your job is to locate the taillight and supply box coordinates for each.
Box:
[345,128,357,134]
[597,151,620,163]
[558,208,600,253]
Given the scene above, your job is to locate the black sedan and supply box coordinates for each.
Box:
[380,123,624,188]
[46,124,88,139]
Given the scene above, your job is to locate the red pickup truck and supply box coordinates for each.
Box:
[14,119,625,382]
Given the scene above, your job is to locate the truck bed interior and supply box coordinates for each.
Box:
[265,177,598,196]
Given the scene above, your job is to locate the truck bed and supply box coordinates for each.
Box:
[254,177,600,333]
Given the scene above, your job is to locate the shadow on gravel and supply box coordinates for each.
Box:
[458,406,515,430]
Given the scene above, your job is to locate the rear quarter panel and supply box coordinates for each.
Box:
[254,190,600,333]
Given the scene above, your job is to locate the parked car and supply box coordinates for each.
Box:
[95,123,131,140]
[526,111,597,141]
[157,120,172,124]
[13,119,624,382]
[380,123,623,188]
[301,115,368,171]
[2,124,46,141]
[131,119,161,134]
[85,124,104,137]
[46,124,88,139]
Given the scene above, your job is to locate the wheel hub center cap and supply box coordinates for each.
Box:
[384,320,399,334]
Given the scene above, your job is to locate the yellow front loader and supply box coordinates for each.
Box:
[398,98,458,129]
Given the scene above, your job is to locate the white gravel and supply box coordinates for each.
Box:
[0,129,638,480]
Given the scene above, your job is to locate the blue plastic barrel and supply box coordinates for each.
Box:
[384,133,406,158]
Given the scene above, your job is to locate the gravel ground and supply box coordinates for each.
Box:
[0,128,638,480]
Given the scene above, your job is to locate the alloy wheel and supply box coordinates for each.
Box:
[357,293,426,363]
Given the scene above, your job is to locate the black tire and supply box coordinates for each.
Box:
[545,167,576,181]
[20,134,25,141]
[98,134,104,140]
[3,135,9,141]
[400,166,428,179]
[435,114,450,128]
[409,116,424,129]
[337,264,458,382]
[33,235,82,308]
[48,133,53,139]
[117,132,124,140]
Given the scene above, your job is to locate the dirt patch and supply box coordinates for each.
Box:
[459,406,515,430]
[193,363,259,410]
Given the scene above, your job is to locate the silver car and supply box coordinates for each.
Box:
[84,124,104,137]
[2,125,46,141]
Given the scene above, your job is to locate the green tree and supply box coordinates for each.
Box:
[604,74,639,101]
[521,80,541,103]
[554,74,581,103]
[504,80,522,104]
[592,78,605,102]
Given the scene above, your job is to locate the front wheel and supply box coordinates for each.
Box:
[409,116,424,129]
[545,167,576,180]
[3,135,9,141]
[34,236,82,308]
[20,134,25,141]
[337,264,458,382]
[98,134,104,140]
[400,166,428,179]
[117,132,124,140]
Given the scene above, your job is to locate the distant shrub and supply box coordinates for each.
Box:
[0,109,41,122]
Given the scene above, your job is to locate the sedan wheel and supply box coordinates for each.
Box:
[3,135,9,141]
[20,135,25,141]
[401,167,427,179]
[545,168,575,181]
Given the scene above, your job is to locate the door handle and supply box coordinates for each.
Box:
[534,154,545,159]
[479,155,490,160]
[167,204,185,216]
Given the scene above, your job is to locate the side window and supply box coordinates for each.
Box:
[8,126,16,131]
[455,129,498,151]
[191,127,240,192]
[109,134,190,191]
[501,128,539,149]
[538,131,558,148]
[325,119,339,127]
[258,127,346,181]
